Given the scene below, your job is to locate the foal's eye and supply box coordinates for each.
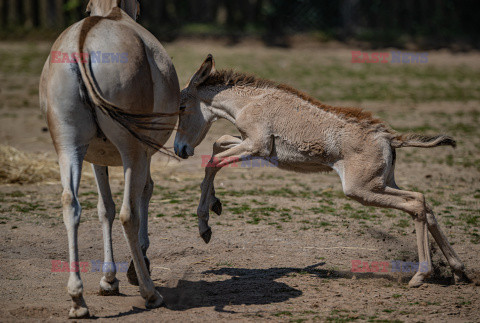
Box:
[180,106,186,112]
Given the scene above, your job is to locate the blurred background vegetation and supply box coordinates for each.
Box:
[0,0,479,49]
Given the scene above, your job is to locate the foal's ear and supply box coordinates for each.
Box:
[86,0,92,15]
[191,54,215,87]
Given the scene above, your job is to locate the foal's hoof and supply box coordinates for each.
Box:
[211,198,222,215]
[99,277,120,296]
[408,273,427,288]
[127,257,151,286]
[145,290,164,309]
[454,271,471,285]
[201,227,212,244]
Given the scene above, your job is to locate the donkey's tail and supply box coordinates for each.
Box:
[391,133,456,149]
[76,12,177,156]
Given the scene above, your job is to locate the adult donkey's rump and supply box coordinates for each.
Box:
[40,0,180,318]
[174,55,470,289]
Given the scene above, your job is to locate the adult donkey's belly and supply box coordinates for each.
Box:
[85,136,122,166]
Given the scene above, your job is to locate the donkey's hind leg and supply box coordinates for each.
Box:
[57,146,90,318]
[118,149,162,308]
[47,94,96,317]
[127,159,153,286]
[93,165,120,295]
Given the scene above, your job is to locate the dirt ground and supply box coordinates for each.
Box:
[0,40,479,322]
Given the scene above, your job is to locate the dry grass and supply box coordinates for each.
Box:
[0,145,59,184]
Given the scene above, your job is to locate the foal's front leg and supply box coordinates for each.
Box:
[198,136,264,243]
[204,135,243,215]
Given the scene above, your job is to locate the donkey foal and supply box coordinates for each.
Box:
[174,55,470,288]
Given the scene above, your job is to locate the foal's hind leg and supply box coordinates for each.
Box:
[425,207,468,283]
[383,158,432,286]
[385,160,468,284]
[93,165,119,295]
[339,158,435,287]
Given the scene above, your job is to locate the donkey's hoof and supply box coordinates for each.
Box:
[69,305,90,319]
[201,227,212,244]
[99,277,120,296]
[408,273,427,288]
[145,290,164,309]
[127,257,151,286]
[454,271,471,285]
[211,198,222,215]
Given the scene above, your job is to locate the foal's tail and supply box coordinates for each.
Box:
[76,12,178,156]
[391,133,456,149]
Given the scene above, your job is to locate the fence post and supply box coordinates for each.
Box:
[23,0,34,29]
[340,0,360,37]
[38,0,49,28]
[0,0,5,27]
[55,0,64,28]
[8,0,19,27]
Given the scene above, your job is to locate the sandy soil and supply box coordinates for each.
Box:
[0,41,479,322]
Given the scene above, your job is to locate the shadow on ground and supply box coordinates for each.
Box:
[84,262,476,319]
[156,262,456,312]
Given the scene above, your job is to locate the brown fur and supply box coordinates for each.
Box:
[201,69,384,126]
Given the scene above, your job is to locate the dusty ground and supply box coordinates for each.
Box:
[0,40,479,322]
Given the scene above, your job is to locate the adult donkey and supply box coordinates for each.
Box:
[40,0,179,318]
[174,55,470,289]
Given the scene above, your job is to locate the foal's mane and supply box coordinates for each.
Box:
[201,69,383,125]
